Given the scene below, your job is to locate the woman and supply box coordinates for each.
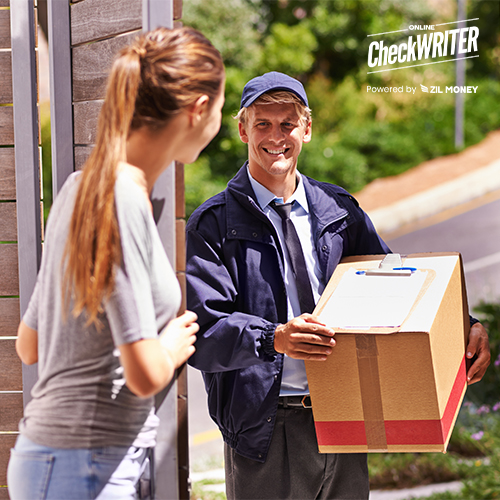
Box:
[7,26,225,499]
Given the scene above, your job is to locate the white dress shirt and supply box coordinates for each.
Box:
[247,168,326,395]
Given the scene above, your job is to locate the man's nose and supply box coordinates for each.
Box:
[269,125,285,142]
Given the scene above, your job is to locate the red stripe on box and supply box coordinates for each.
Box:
[315,420,367,446]
[315,356,467,447]
[441,355,467,438]
[385,420,444,445]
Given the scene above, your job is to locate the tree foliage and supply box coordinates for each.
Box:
[182,0,500,216]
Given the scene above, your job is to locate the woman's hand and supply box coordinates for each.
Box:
[119,311,199,398]
[160,310,199,369]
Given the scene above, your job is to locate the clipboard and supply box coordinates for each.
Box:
[314,254,436,334]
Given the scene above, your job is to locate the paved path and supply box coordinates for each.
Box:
[369,480,463,500]
[356,129,500,238]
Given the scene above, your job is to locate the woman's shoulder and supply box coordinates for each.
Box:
[55,171,82,203]
[115,168,150,205]
[114,170,153,242]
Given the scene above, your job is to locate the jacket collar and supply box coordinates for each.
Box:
[226,163,274,240]
[303,177,349,235]
[226,162,349,239]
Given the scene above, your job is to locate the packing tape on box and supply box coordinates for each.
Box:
[355,334,388,451]
[353,269,437,451]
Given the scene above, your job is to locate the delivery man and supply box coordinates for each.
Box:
[186,71,490,499]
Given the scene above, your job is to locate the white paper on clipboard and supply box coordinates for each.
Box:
[318,267,428,329]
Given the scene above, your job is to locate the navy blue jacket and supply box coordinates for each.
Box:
[186,164,391,462]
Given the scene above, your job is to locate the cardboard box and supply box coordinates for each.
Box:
[305,252,469,453]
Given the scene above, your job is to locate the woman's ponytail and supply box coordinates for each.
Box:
[63,46,142,326]
[62,27,224,327]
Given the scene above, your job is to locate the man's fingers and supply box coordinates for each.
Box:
[289,332,335,347]
[466,323,490,384]
[467,349,490,384]
[274,316,336,355]
[466,334,479,358]
[285,331,336,359]
[295,317,335,337]
[302,313,326,325]
[286,342,333,360]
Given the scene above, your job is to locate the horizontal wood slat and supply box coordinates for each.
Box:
[0,149,15,199]
[73,100,102,145]
[0,486,10,499]
[72,31,138,102]
[0,339,22,391]
[74,145,93,170]
[0,10,10,49]
[71,0,141,46]
[0,107,14,145]
[0,0,9,7]
[0,244,19,295]
[0,434,17,488]
[0,298,20,336]
[0,52,12,104]
[0,394,23,432]
[0,202,16,241]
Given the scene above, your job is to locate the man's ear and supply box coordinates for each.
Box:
[188,95,210,126]
[303,120,312,143]
[238,122,249,144]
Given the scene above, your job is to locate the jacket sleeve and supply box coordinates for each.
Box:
[186,209,279,374]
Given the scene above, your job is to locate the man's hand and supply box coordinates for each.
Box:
[466,322,490,384]
[274,314,335,361]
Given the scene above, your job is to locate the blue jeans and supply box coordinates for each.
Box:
[7,435,149,500]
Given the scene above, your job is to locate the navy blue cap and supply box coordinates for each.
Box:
[240,71,308,109]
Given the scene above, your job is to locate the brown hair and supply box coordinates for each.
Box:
[236,90,311,128]
[63,26,224,326]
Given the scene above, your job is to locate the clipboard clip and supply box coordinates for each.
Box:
[356,254,416,276]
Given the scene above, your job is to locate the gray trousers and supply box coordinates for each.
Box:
[224,407,369,500]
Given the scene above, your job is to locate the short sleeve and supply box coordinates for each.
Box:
[105,175,159,347]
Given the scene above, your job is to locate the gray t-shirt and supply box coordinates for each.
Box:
[20,170,181,449]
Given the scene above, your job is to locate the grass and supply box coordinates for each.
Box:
[191,481,226,500]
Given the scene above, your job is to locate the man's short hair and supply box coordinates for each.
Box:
[236,90,312,129]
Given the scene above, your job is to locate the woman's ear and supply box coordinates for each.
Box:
[188,95,210,126]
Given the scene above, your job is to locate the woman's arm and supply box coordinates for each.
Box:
[118,310,198,398]
[16,321,38,365]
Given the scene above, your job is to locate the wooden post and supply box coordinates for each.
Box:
[143,3,190,498]
[142,5,179,498]
[47,0,74,197]
[11,0,42,409]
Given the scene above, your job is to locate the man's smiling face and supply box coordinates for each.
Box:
[239,102,311,189]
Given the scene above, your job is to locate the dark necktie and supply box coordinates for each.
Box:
[270,201,315,314]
